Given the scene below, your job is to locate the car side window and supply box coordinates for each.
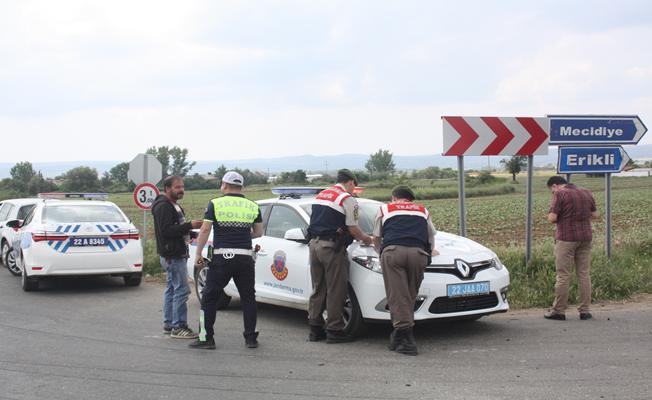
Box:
[22,207,37,226]
[17,205,36,220]
[265,205,307,239]
[0,204,15,221]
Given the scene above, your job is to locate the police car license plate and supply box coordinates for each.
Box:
[70,237,108,247]
[447,281,490,297]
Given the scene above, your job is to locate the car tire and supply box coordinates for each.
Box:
[123,273,142,287]
[21,260,39,292]
[194,260,231,309]
[2,242,21,276]
[342,285,366,337]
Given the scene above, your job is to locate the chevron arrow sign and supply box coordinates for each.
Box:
[442,116,549,156]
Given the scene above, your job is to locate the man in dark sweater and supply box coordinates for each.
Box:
[152,175,202,338]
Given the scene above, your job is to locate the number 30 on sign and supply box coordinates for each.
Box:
[133,182,160,210]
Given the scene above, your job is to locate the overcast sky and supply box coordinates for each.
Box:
[1,0,651,163]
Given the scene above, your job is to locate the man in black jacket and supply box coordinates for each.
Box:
[152,175,202,339]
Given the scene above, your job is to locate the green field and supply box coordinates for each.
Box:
[111,175,652,308]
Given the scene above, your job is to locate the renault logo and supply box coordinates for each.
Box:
[455,259,471,278]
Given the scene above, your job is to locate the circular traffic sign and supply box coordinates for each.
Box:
[133,182,160,210]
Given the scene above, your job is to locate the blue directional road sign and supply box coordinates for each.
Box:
[557,146,630,174]
[549,115,647,145]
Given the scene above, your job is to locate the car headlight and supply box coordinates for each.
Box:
[352,256,382,274]
[492,256,504,270]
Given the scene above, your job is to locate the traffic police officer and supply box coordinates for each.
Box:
[189,171,264,350]
[307,169,373,343]
[372,185,438,356]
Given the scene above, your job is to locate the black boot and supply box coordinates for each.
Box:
[244,331,259,348]
[308,325,327,342]
[395,327,418,356]
[388,328,400,351]
[326,329,355,344]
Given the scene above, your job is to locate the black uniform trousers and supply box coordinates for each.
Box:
[200,254,257,340]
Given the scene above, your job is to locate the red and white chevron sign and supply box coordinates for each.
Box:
[442,116,549,156]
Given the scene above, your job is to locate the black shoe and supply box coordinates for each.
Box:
[163,326,172,335]
[188,338,216,350]
[326,330,355,344]
[579,312,593,320]
[544,311,566,320]
[245,332,259,348]
[309,325,327,342]
[395,328,418,356]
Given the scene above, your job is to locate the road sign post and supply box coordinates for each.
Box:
[133,182,160,246]
[442,116,549,262]
[128,154,163,248]
[551,115,647,259]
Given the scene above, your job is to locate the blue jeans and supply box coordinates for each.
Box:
[161,257,190,329]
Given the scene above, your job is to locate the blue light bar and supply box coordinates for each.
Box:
[271,187,324,197]
[38,192,109,200]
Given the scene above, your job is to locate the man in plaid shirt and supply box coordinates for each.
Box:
[544,176,599,321]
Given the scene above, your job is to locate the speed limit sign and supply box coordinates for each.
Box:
[133,182,160,210]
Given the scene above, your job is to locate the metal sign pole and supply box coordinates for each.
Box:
[526,156,534,262]
[457,156,466,237]
[605,173,612,258]
[143,210,147,247]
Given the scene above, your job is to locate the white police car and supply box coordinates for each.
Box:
[187,188,510,336]
[7,193,143,291]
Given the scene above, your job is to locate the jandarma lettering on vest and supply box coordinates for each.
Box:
[559,126,623,138]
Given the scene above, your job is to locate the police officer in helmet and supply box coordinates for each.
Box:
[372,185,438,355]
[307,169,373,343]
[189,171,264,350]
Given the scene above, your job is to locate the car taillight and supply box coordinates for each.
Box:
[32,233,67,242]
[110,231,140,240]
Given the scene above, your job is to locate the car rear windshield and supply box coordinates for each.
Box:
[300,201,380,235]
[43,205,126,223]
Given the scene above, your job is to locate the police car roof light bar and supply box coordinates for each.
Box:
[271,187,325,199]
[38,192,109,201]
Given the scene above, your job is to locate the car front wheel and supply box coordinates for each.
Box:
[342,285,366,337]
[194,260,231,309]
[3,243,22,276]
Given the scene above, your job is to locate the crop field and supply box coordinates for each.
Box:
[110,174,652,308]
[111,175,652,249]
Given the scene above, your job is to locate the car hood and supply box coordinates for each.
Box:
[349,231,496,265]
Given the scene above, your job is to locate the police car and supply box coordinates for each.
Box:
[187,188,510,336]
[0,198,39,276]
[6,193,144,291]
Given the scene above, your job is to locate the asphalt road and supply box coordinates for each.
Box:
[0,272,650,400]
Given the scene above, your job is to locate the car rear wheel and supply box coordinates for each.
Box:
[123,273,142,287]
[20,256,39,292]
[2,242,21,276]
[194,260,231,309]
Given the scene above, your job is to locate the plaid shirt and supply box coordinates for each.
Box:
[549,184,596,242]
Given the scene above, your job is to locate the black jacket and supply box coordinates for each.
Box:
[151,194,193,258]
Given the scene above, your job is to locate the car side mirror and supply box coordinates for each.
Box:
[284,228,309,243]
[5,219,22,229]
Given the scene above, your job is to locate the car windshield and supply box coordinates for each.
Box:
[300,201,380,235]
[43,204,127,223]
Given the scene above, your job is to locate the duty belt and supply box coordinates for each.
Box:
[213,248,254,259]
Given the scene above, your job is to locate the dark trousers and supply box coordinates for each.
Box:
[308,238,349,331]
[380,245,428,329]
[200,255,257,340]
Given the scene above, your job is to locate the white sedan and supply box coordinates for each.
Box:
[8,194,143,291]
[0,198,39,276]
[187,188,510,336]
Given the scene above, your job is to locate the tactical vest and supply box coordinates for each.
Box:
[380,201,430,252]
[209,195,259,250]
[308,184,351,240]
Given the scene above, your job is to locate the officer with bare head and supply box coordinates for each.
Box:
[372,185,438,355]
[307,169,373,343]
